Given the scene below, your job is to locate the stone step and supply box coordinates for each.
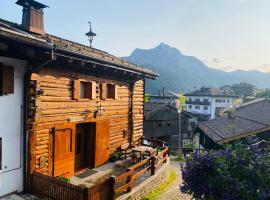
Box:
[0,194,25,200]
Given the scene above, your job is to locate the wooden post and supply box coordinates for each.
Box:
[126,168,133,192]
[109,176,116,200]
[84,187,89,200]
[150,156,156,175]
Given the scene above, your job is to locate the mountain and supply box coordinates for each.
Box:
[124,43,270,93]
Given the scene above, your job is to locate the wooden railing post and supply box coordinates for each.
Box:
[84,187,89,200]
[126,168,133,192]
[109,176,116,200]
[150,156,156,175]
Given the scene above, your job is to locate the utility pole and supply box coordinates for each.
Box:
[178,109,182,153]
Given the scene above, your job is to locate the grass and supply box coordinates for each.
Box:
[143,170,177,200]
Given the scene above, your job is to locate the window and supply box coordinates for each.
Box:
[195,98,200,102]
[227,99,230,103]
[73,80,96,100]
[0,64,14,96]
[215,99,222,103]
[189,105,192,109]
[80,81,92,99]
[204,106,208,110]
[167,123,171,127]
[195,105,200,109]
[223,99,226,103]
[158,123,162,127]
[203,99,208,102]
[106,83,116,99]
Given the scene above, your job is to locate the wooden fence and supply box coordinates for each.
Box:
[112,146,169,197]
[29,172,114,200]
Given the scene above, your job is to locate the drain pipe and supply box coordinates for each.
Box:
[23,52,54,192]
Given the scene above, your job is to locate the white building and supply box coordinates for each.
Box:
[0,57,26,196]
[185,87,236,120]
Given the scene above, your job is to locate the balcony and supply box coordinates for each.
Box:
[186,100,210,105]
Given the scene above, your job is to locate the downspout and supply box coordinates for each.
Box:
[128,81,135,147]
[23,50,54,192]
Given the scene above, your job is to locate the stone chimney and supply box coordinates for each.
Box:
[16,0,48,35]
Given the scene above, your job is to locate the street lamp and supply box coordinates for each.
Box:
[85,21,96,47]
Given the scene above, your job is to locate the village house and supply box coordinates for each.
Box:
[143,103,197,151]
[0,1,173,199]
[146,89,180,109]
[196,99,270,149]
[185,87,236,120]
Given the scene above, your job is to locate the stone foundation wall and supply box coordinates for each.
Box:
[117,160,170,200]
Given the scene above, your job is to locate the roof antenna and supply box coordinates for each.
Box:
[85,21,96,47]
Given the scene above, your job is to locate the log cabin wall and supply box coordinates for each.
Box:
[27,66,145,176]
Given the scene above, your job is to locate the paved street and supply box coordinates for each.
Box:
[155,160,191,200]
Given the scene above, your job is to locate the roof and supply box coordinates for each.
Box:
[144,102,177,117]
[198,99,270,144]
[148,90,179,98]
[0,18,159,79]
[185,87,236,97]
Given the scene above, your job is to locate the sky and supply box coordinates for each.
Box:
[1,0,270,72]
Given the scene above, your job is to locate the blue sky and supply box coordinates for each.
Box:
[1,0,270,72]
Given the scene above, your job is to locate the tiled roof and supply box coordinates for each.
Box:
[198,99,270,143]
[185,87,236,97]
[144,102,177,116]
[0,18,159,78]
[148,90,179,98]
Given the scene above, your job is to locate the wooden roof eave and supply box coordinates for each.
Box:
[0,27,53,50]
[55,46,159,80]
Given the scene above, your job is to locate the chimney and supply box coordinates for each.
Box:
[16,0,48,35]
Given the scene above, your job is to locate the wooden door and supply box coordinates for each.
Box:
[53,128,74,177]
[75,124,87,170]
[95,120,109,167]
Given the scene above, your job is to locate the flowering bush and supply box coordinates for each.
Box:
[180,140,270,200]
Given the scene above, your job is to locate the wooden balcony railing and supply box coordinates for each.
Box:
[112,146,169,197]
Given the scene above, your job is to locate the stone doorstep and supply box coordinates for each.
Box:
[0,194,40,200]
[116,160,171,200]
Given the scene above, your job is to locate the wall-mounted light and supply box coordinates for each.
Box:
[95,104,105,117]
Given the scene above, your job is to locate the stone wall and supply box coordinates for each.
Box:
[117,160,170,200]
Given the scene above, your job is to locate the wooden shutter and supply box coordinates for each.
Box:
[94,120,109,167]
[114,85,118,99]
[73,80,80,100]
[91,81,96,99]
[84,82,92,99]
[101,82,107,100]
[53,128,74,177]
[0,64,14,95]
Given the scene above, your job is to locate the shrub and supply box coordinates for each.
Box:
[57,175,70,183]
[180,141,270,200]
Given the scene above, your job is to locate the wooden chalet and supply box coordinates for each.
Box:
[0,1,172,199]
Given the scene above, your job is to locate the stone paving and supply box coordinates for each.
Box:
[0,194,40,200]
[155,160,191,200]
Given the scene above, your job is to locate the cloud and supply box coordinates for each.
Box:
[234,0,249,3]
[212,57,222,64]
